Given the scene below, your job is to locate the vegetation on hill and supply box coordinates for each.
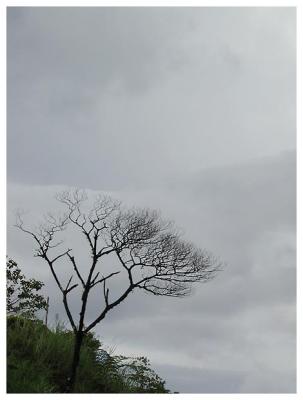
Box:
[7,315,169,393]
[6,257,170,393]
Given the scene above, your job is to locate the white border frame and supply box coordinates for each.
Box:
[1,2,301,399]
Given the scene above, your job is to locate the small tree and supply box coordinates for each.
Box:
[116,355,169,393]
[6,257,48,318]
[16,189,220,392]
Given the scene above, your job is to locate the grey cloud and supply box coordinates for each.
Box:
[153,363,295,394]
[7,7,194,95]
[153,364,246,393]
[7,8,295,189]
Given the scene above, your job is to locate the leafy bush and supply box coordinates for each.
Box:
[6,258,47,318]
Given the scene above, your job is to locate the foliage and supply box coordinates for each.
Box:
[6,258,48,318]
[7,315,170,393]
[115,355,168,393]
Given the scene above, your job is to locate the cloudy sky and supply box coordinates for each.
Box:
[7,7,296,393]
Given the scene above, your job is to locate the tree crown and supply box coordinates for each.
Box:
[16,189,220,332]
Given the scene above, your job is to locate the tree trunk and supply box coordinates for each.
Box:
[44,296,49,327]
[66,331,84,393]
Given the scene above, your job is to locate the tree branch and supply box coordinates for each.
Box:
[84,283,134,333]
[62,292,77,333]
[67,254,85,288]
[51,249,72,264]
[89,271,121,289]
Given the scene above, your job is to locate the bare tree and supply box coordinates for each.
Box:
[16,189,220,392]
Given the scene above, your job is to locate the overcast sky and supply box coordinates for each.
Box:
[7,7,296,393]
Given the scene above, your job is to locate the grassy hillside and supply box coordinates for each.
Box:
[7,316,169,393]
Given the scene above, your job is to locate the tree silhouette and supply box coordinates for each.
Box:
[16,189,220,392]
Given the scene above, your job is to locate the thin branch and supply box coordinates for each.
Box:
[65,275,73,291]
[51,249,72,264]
[115,250,134,286]
[66,284,79,294]
[90,272,100,286]
[67,254,85,288]
[15,215,42,248]
[43,256,64,293]
[96,247,117,258]
[90,271,121,289]
[103,280,109,307]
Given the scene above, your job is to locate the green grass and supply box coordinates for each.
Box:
[7,315,169,393]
